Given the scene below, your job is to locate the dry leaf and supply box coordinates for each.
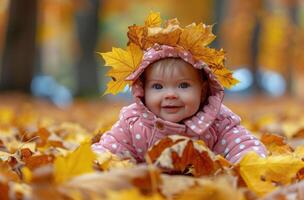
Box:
[282,118,304,138]
[239,152,304,196]
[54,142,96,184]
[61,165,161,198]
[175,176,245,200]
[24,154,55,170]
[194,47,226,67]
[147,135,229,177]
[261,133,293,155]
[144,22,182,49]
[213,67,240,89]
[127,25,147,48]
[95,151,135,171]
[99,43,143,95]
[144,12,162,27]
[178,23,216,52]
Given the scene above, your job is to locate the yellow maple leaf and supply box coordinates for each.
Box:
[104,79,129,96]
[99,43,143,95]
[194,47,225,67]
[213,67,239,89]
[239,152,304,196]
[54,142,96,184]
[178,23,216,52]
[144,11,162,27]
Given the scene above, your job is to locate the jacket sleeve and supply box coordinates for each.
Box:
[91,108,137,161]
[213,105,268,163]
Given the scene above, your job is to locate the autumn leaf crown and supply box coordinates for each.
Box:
[99,12,239,95]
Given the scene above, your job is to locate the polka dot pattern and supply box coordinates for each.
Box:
[135,134,141,140]
[235,138,241,143]
[143,113,148,118]
[233,129,239,134]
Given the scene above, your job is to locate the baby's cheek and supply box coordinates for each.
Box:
[184,90,201,102]
[186,95,202,113]
[145,94,160,111]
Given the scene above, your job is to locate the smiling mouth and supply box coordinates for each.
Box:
[161,105,183,113]
[162,105,181,108]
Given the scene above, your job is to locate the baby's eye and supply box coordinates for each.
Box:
[179,82,190,89]
[152,83,163,89]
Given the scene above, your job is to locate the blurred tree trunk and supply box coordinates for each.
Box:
[75,0,100,96]
[0,0,37,92]
[213,0,226,48]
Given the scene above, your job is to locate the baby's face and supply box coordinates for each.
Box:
[144,61,205,123]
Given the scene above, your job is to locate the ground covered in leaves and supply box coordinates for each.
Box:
[1,93,304,200]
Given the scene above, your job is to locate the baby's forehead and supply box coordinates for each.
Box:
[144,58,203,80]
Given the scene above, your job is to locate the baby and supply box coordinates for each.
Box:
[92,43,267,163]
[92,13,267,163]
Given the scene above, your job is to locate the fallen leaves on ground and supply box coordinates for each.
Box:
[1,94,304,199]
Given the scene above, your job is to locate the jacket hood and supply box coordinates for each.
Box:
[126,44,224,107]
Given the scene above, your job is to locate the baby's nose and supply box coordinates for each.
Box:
[164,89,178,99]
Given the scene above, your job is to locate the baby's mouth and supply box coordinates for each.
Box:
[161,105,183,113]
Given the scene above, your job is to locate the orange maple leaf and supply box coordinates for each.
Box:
[260,133,293,155]
[144,21,182,49]
[147,135,230,177]
[178,23,216,52]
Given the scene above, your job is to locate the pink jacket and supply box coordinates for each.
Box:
[92,44,267,163]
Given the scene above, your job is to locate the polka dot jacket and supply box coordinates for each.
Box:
[92,44,267,163]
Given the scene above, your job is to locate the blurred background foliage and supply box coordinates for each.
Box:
[0,0,303,107]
